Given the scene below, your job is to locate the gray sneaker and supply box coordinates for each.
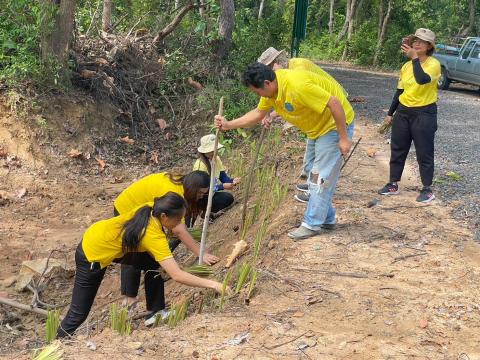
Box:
[321,224,336,230]
[294,192,310,203]
[296,183,309,193]
[288,225,320,240]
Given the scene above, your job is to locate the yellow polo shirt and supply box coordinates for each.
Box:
[288,58,348,96]
[82,202,172,268]
[257,69,354,139]
[398,56,441,107]
[193,157,225,179]
[114,173,184,214]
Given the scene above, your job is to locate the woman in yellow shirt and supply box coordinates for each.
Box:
[193,134,240,221]
[114,171,219,314]
[57,192,226,338]
[378,28,440,203]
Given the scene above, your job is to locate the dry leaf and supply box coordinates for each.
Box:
[95,58,109,66]
[150,151,159,164]
[187,77,203,91]
[157,57,166,65]
[80,69,97,79]
[120,136,135,145]
[292,311,305,318]
[349,96,366,103]
[0,147,7,158]
[68,149,83,158]
[164,132,172,141]
[16,188,27,199]
[95,156,107,171]
[156,118,168,131]
[366,148,377,158]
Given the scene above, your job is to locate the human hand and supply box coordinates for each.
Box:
[401,44,418,59]
[203,253,219,265]
[233,178,241,185]
[223,183,234,190]
[214,115,230,131]
[261,115,273,129]
[338,137,353,156]
[212,282,232,296]
[384,115,393,125]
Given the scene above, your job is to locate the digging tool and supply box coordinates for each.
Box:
[341,136,362,171]
[198,97,223,265]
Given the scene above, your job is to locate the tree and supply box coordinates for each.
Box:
[460,0,477,36]
[373,0,393,66]
[40,0,76,71]
[217,0,235,59]
[328,0,335,34]
[102,0,113,33]
[340,0,358,60]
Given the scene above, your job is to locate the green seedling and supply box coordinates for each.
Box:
[219,269,233,310]
[184,264,213,277]
[235,262,252,294]
[247,270,258,299]
[162,299,190,328]
[33,342,63,360]
[45,309,60,344]
[446,171,461,181]
[109,303,131,336]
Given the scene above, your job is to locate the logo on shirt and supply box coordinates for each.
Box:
[284,102,294,112]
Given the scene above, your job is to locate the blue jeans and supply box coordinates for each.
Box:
[302,123,355,231]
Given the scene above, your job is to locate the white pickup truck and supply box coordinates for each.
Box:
[435,37,480,90]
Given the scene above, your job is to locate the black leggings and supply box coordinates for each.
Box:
[57,243,164,338]
[390,103,437,187]
[120,191,234,301]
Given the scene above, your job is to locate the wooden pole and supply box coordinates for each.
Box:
[240,126,267,234]
[198,97,224,264]
[0,296,49,317]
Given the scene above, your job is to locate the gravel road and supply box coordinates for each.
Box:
[321,63,480,232]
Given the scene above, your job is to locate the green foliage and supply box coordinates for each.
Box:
[219,269,233,310]
[155,299,190,328]
[32,342,63,360]
[109,303,132,336]
[184,264,214,277]
[45,310,60,344]
[235,262,252,294]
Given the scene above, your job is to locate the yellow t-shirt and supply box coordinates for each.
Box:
[257,69,355,139]
[288,58,348,96]
[398,57,441,107]
[82,203,172,268]
[192,156,224,179]
[114,173,184,214]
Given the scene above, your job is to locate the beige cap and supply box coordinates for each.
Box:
[413,28,435,46]
[257,47,286,66]
[198,134,224,153]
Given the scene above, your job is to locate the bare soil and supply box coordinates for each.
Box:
[0,96,479,359]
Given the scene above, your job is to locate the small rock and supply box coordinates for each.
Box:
[127,342,143,350]
[419,319,428,328]
[86,340,97,351]
[192,350,199,358]
[292,311,305,318]
[367,198,380,208]
[384,320,394,326]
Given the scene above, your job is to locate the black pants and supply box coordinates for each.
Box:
[57,243,164,338]
[390,103,437,187]
[120,191,233,300]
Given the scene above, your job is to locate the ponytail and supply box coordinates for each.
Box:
[198,152,212,175]
[122,205,152,252]
[121,192,187,253]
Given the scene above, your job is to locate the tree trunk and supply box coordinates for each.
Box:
[102,0,113,33]
[175,0,180,10]
[153,2,196,45]
[373,0,393,66]
[336,0,351,42]
[258,0,266,19]
[341,0,357,60]
[40,0,76,69]
[460,0,476,36]
[217,0,235,59]
[377,0,384,39]
[328,0,335,34]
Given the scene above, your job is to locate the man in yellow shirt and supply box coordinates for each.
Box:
[257,48,348,201]
[214,63,354,240]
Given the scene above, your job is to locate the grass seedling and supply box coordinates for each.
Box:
[235,262,252,294]
[33,341,63,360]
[160,299,190,328]
[247,270,258,299]
[45,309,60,344]
[219,269,233,310]
[253,222,268,261]
[109,303,131,336]
[184,264,213,277]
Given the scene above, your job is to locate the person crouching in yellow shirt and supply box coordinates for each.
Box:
[193,134,240,222]
[257,48,348,203]
[214,63,354,241]
[113,171,219,313]
[57,192,228,338]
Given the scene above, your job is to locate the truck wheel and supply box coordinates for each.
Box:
[438,67,451,90]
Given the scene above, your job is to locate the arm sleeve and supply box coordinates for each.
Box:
[387,89,404,116]
[219,170,233,184]
[412,58,431,85]
[257,97,274,111]
[215,183,224,191]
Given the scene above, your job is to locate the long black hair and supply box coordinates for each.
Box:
[198,152,212,175]
[122,192,186,253]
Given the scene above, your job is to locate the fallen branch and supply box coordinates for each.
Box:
[153,2,196,45]
[291,267,369,279]
[391,252,427,264]
[0,296,49,317]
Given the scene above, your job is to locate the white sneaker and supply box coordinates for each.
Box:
[144,309,174,327]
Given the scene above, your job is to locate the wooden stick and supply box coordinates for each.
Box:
[0,296,49,317]
[199,97,223,264]
[240,126,267,234]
